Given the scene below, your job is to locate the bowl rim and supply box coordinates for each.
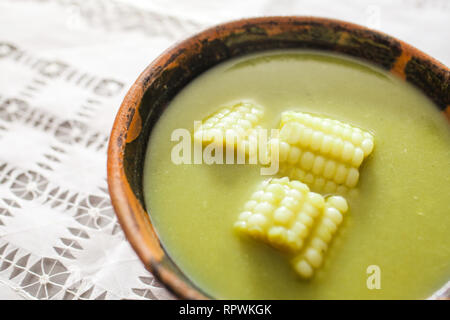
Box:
[107,16,449,300]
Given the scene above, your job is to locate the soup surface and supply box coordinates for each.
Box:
[143,50,450,299]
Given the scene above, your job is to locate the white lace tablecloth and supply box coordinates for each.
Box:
[0,0,448,300]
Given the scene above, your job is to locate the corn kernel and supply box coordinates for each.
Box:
[287,146,302,164]
[251,190,265,201]
[254,202,275,215]
[279,141,290,162]
[351,148,365,167]
[239,211,252,220]
[305,248,323,268]
[248,213,268,229]
[310,238,328,253]
[351,131,363,145]
[244,200,257,211]
[316,225,333,242]
[345,168,359,188]
[280,196,300,210]
[324,207,343,224]
[334,164,348,184]
[326,196,348,213]
[336,185,348,194]
[304,173,315,185]
[287,188,303,201]
[266,184,285,200]
[261,192,276,203]
[291,180,309,193]
[322,218,338,233]
[298,212,314,227]
[320,135,333,154]
[324,180,337,193]
[342,141,355,162]
[323,160,336,179]
[234,221,247,231]
[307,192,325,210]
[311,132,324,151]
[274,207,294,224]
[300,128,313,148]
[313,177,326,191]
[291,222,309,238]
[361,138,374,155]
[300,152,315,170]
[312,156,326,175]
[330,138,344,158]
[294,259,314,278]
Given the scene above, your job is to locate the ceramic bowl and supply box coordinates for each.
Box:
[107,16,450,299]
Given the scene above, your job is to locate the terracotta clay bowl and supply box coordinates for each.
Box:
[107,16,450,300]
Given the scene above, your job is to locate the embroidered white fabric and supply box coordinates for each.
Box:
[0,0,448,300]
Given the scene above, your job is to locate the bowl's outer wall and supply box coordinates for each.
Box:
[107,17,450,300]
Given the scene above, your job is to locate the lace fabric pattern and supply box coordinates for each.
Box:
[0,0,448,299]
[0,0,200,300]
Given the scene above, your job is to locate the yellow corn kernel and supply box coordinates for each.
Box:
[193,101,264,155]
[276,111,374,190]
[292,195,348,278]
[235,177,330,253]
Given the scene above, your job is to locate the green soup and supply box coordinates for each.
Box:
[143,50,450,299]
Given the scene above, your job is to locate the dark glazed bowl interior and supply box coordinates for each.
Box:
[107,16,450,299]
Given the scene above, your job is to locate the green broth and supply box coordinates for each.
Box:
[143,50,450,299]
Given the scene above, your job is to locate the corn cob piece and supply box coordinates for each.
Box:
[235,177,340,253]
[292,195,348,278]
[193,101,264,156]
[273,111,374,191]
